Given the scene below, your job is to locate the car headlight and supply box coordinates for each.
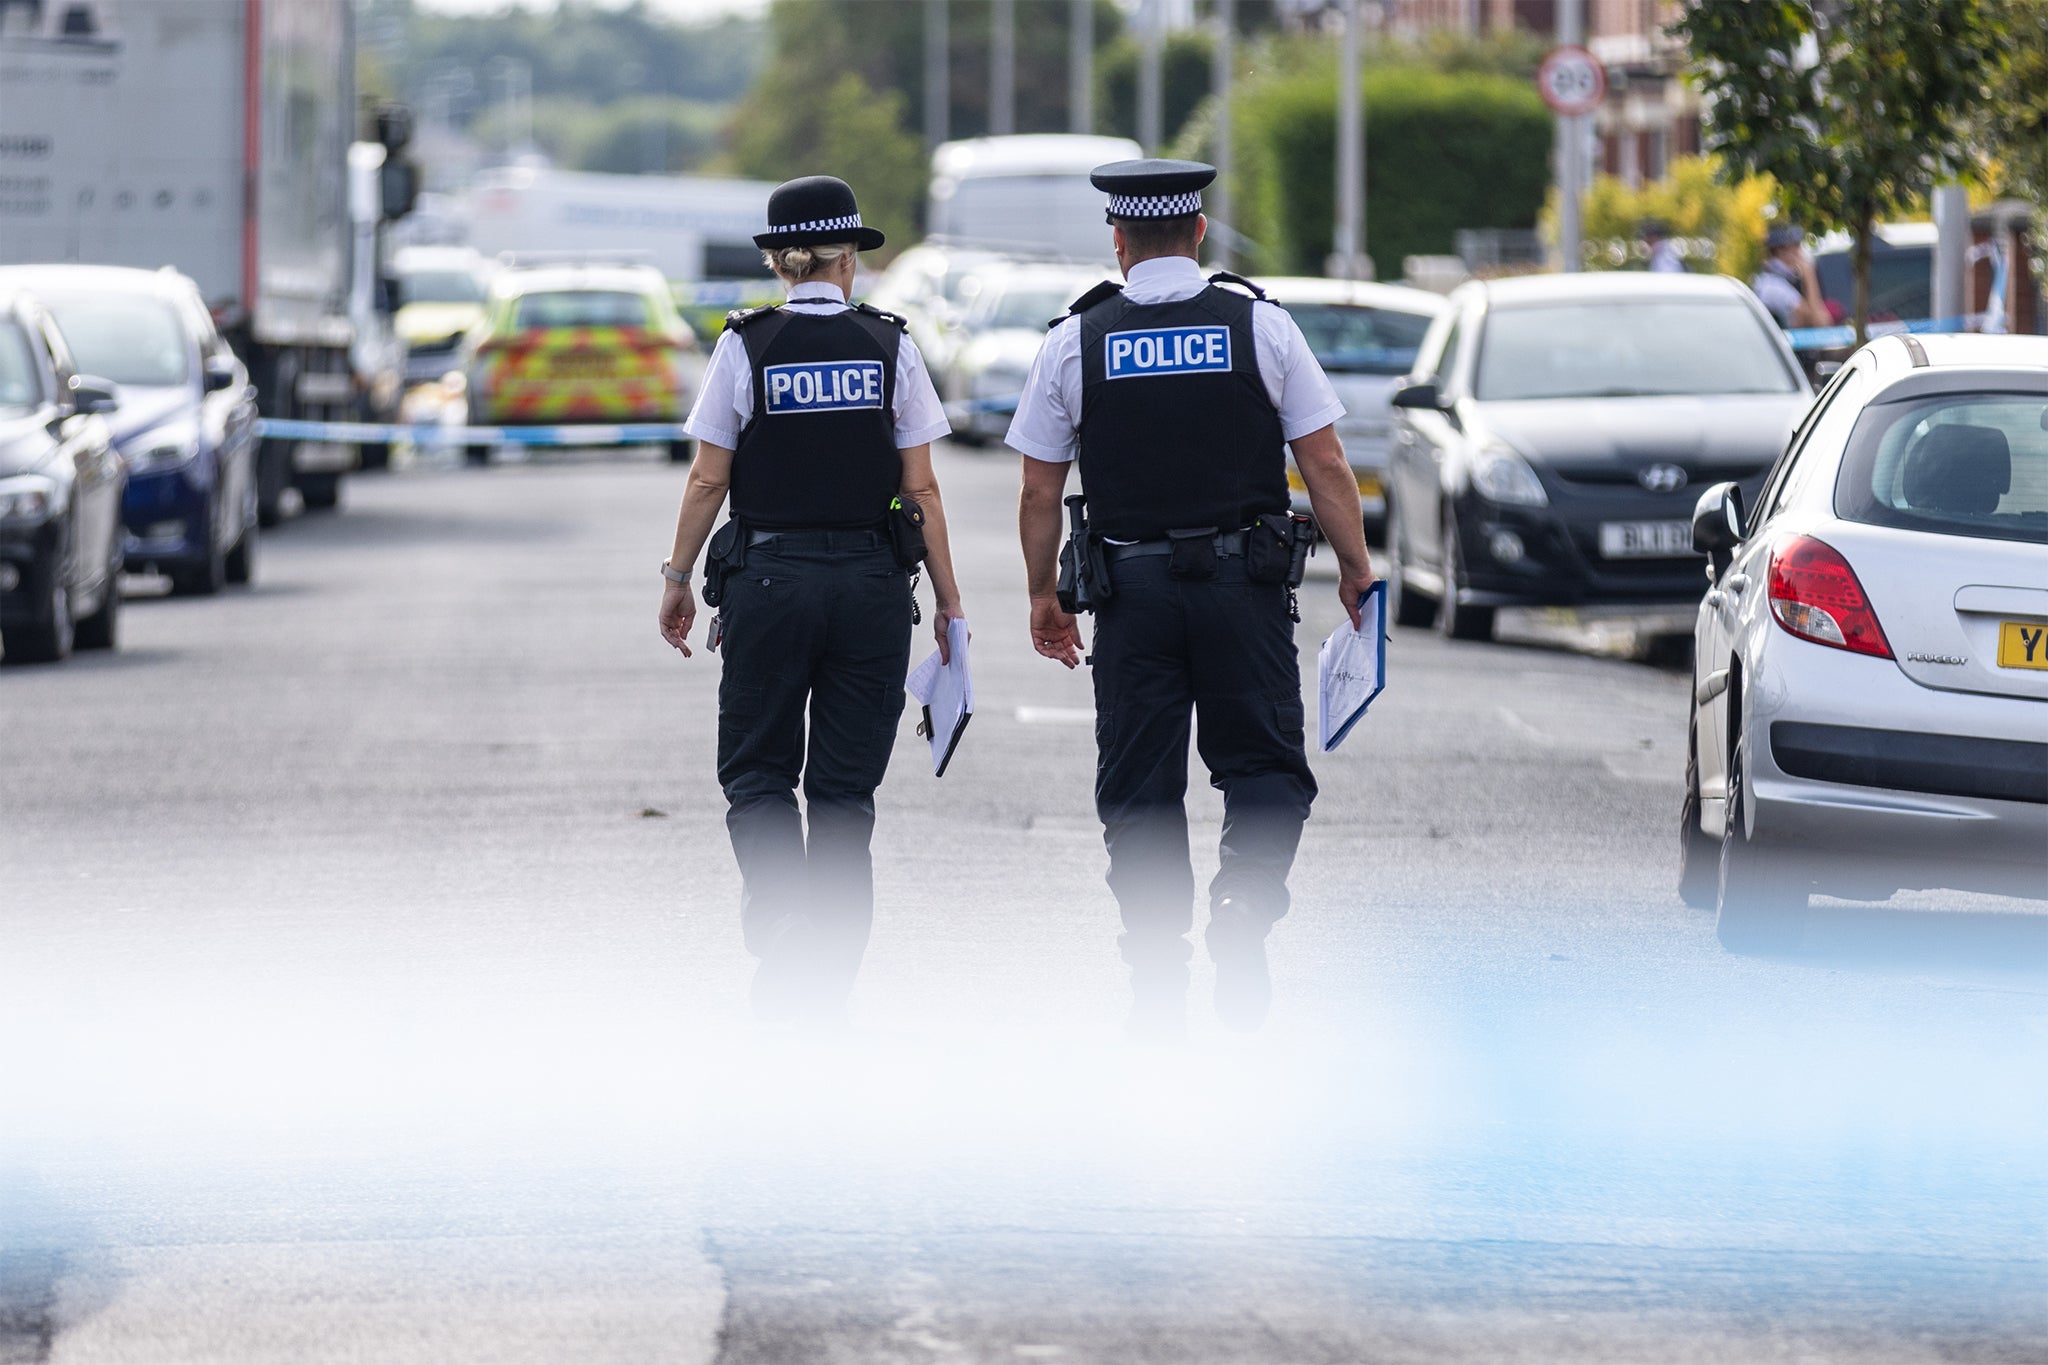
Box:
[1470,442,1548,508]
[0,474,57,527]
[126,426,201,472]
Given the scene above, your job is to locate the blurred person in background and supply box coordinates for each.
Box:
[1752,224,1833,330]
[1641,219,1684,273]
[656,176,965,1025]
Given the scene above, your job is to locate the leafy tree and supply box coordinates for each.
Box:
[1676,0,2008,342]
[1987,0,2047,278]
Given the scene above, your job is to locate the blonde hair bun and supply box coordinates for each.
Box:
[764,241,853,283]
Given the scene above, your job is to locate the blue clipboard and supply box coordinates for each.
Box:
[1319,580,1387,752]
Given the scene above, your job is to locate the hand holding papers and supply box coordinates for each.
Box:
[905,617,973,776]
[1318,581,1387,752]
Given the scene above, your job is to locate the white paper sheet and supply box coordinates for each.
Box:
[905,617,973,776]
[1318,582,1387,752]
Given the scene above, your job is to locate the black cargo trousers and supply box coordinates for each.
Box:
[1089,551,1318,970]
[715,529,912,983]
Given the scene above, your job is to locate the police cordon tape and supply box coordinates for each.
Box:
[256,397,1021,448]
[1784,314,1984,353]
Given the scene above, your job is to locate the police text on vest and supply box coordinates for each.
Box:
[1104,326,1232,379]
[764,360,886,414]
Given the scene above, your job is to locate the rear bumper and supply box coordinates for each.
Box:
[1744,639,2048,900]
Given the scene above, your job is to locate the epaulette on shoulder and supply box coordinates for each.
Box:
[854,301,909,329]
[1207,270,1268,301]
[1053,280,1124,328]
[724,303,780,330]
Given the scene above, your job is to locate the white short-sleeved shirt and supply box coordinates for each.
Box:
[684,281,952,449]
[1750,263,1803,327]
[1004,255,1346,464]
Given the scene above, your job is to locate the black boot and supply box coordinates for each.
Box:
[1120,932,1191,1044]
[1205,898,1272,1033]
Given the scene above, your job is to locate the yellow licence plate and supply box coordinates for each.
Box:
[1996,620,2048,670]
[1285,470,1384,498]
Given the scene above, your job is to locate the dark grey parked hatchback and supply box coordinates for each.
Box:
[0,291,126,663]
[1383,273,1812,641]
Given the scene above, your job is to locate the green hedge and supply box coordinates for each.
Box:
[1233,63,1552,276]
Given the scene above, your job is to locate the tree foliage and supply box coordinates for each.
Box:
[1097,30,1215,150]
[1675,0,2008,340]
[361,0,763,112]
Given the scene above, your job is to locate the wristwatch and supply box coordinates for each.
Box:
[660,561,688,584]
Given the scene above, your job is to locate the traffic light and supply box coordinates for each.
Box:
[373,104,418,221]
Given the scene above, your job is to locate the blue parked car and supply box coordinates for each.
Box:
[0,265,258,595]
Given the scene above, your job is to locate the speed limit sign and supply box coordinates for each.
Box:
[1536,45,1606,117]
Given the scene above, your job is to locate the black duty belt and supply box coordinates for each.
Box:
[747,526,887,550]
[1103,529,1253,561]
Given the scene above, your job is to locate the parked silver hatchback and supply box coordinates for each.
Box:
[1681,333,2048,952]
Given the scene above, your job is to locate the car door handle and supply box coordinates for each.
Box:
[1724,572,1752,595]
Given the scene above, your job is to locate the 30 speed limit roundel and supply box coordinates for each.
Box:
[1536,45,1606,117]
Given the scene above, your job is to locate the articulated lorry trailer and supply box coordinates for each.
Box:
[0,0,388,521]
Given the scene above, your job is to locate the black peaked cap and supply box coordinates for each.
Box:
[753,175,886,251]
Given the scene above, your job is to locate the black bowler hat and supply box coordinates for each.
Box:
[1090,158,1216,223]
[753,175,886,251]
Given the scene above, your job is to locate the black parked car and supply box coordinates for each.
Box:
[0,265,259,595]
[1384,273,1813,641]
[0,291,125,663]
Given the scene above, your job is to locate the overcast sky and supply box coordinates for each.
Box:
[414,0,769,20]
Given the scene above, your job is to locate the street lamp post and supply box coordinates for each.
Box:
[1069,0,1092,135]
[1331,0,1365,279]
[991,0,1015,137]
[1211,0,1234,272]
[925,0,949,151]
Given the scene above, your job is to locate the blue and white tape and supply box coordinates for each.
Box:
[259,402,1024,447]
[257,418,690,446]
[1784,314,1983,353]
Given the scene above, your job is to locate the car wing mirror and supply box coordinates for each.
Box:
[1691,481,1745,569]
[1389,379,1446,411]
[203,355,237,393]
[68,374,120,415]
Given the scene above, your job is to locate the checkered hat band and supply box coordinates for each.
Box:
[771,212,863,233]
[1107,191,1202,218]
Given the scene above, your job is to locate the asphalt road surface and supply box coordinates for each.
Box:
[3,442,2044,1363]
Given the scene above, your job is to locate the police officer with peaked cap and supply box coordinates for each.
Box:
[1007,159,1375,1037]
[657,174,966,1024]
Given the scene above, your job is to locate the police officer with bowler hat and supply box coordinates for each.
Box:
[657,174,964,1023]
[1007,159,1374,1037]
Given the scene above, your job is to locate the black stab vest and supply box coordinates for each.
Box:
[1075,284,1288,542]
[732,307,901,529]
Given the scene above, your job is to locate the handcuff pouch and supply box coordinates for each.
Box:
[1167,526,1219,580]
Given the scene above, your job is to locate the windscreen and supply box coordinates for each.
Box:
[1474,299,1798,401]
[1837,392,2048,546]
[400,270,486,305]
[514,291,651,330]
[986,287,1081,331]
[42,294,189,387]
[1283,303,1434,375]
[0,324,38,412]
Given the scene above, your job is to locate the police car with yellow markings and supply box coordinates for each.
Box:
[461,260,698,465]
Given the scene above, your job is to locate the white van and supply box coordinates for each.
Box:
[927,134,1144,263]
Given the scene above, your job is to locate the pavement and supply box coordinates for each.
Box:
[2,441,2044,1363]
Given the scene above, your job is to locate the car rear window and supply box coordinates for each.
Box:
[0,323,38,411]
[1837,392,2048,546]
[1474,299,1800,401]
[1281,303,1434,375]
[513,291,651,330]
